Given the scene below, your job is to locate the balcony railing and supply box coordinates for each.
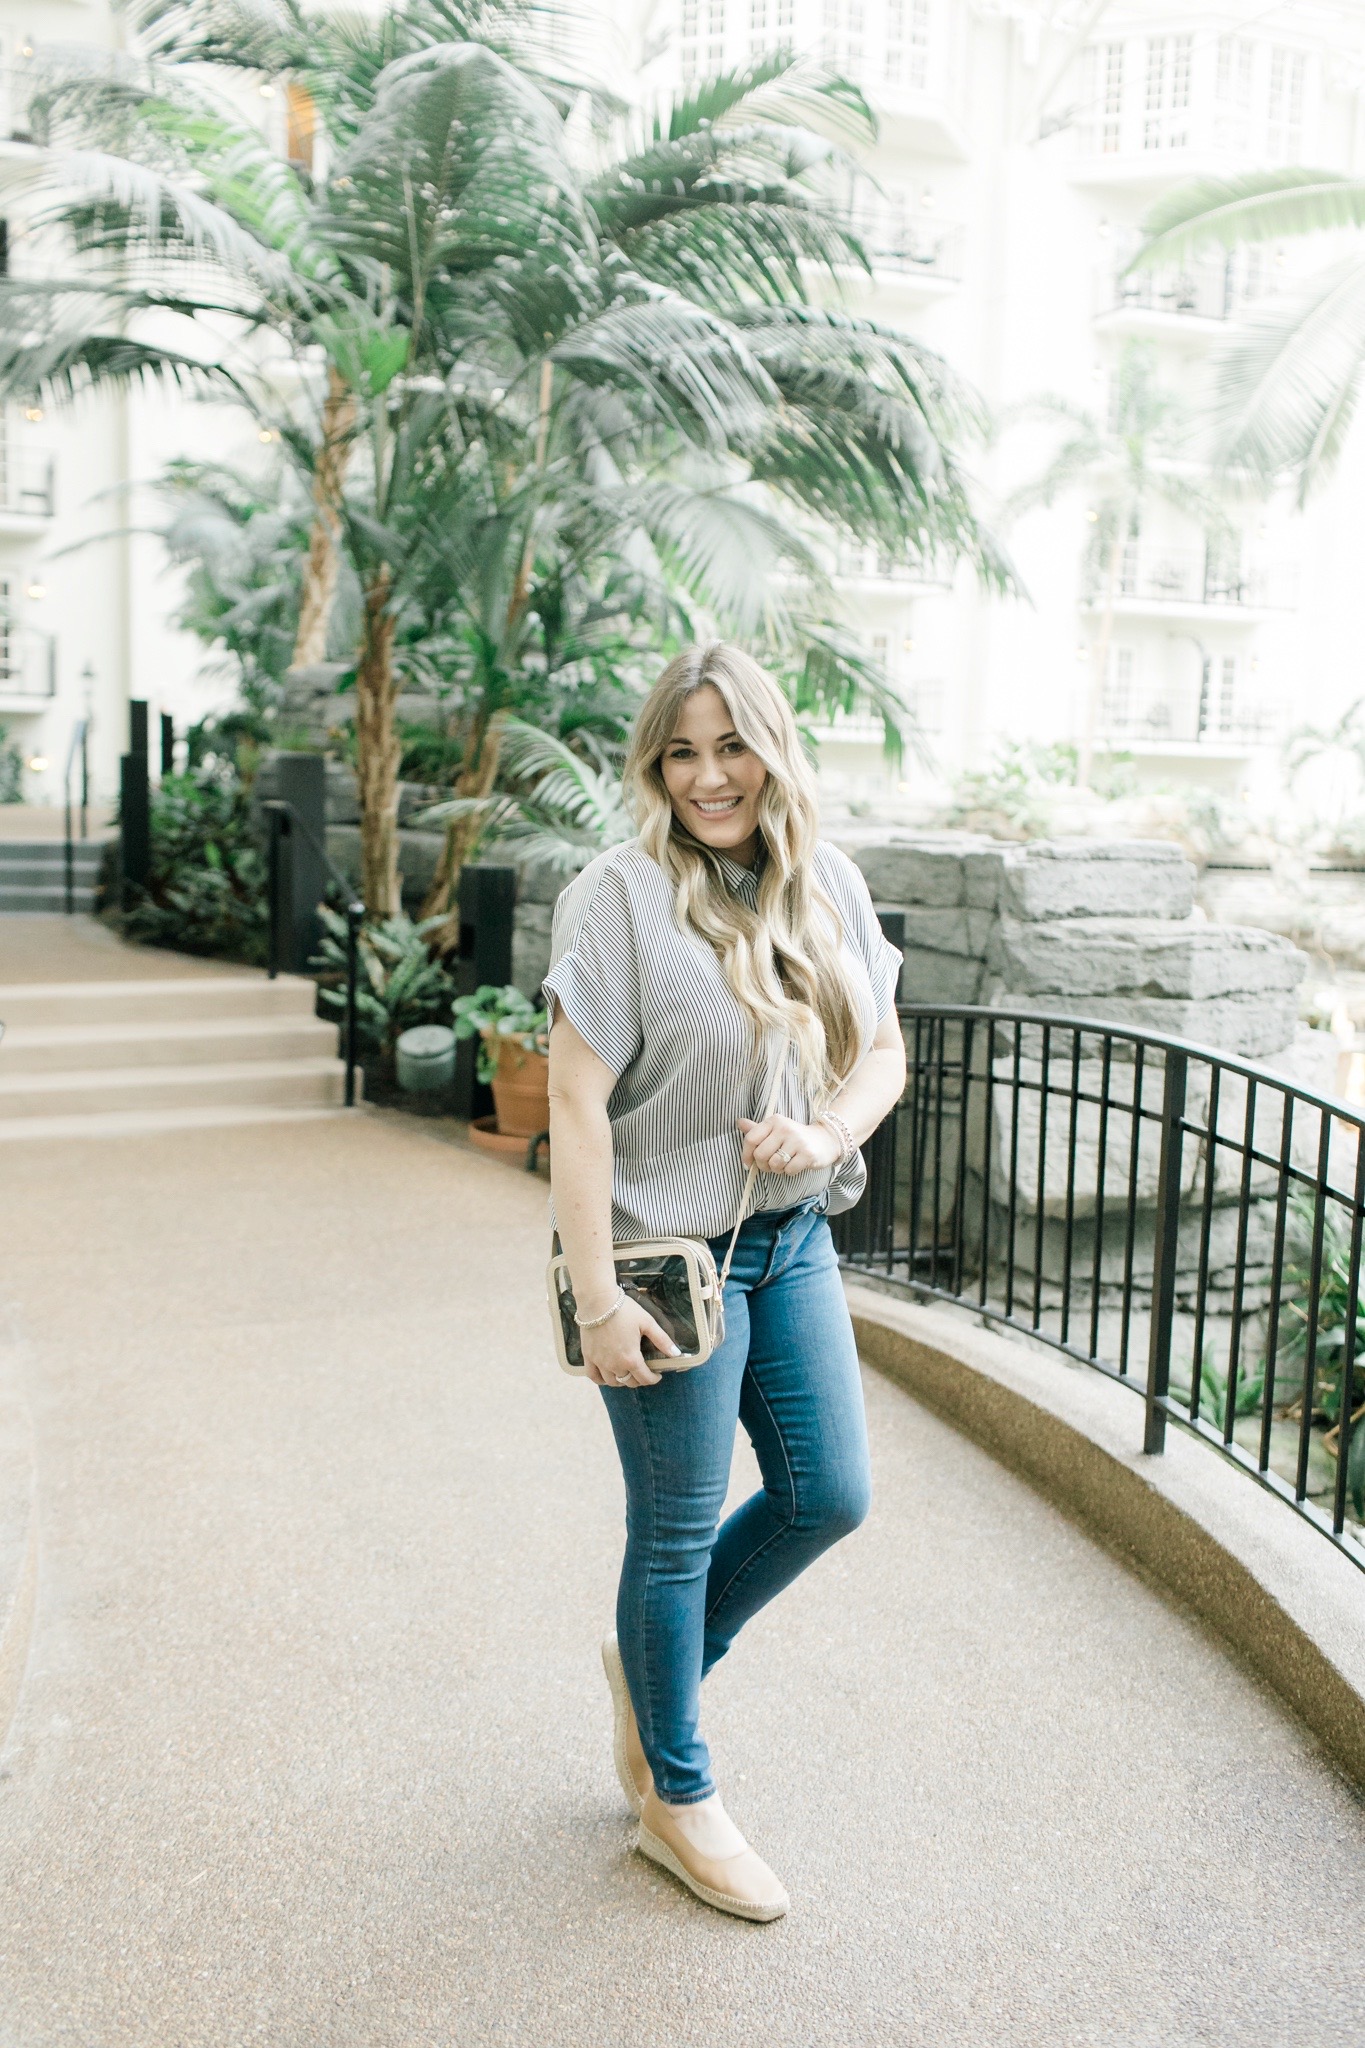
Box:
[1098,681,1279,749]
[1086,545,1295,612]
[835,545,955,591]
[0,448,55,518]
[0,629,56,699]
[835,1003,1365,1574]
[1101,250,1280,325]
[845,211,963,283]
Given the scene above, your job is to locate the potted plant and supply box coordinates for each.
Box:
[452,984,550,1140]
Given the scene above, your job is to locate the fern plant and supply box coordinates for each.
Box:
[311,907,455,1056]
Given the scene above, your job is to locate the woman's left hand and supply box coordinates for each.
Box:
[737,1113,842,1177]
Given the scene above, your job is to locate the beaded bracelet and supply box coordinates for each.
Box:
[574,1286,626,1331]
[819,1109,857,1167]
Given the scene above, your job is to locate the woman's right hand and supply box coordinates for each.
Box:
[582,1295,678,1388]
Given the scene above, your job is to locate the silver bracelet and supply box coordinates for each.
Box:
[574,1286,626,1331]
[819,1109,857,1167]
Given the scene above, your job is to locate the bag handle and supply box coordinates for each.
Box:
[716,1035,790,1295]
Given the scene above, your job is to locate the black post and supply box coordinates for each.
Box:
[344,901,363,1107]
[452,864,517,1121]
[63,740,74,917]
[120,700,151,910]
[160,712,175,778]
[829,908,905,1261]
[273,754,328,974]
[265,804,284,980]
[1144,1048,1188,1455]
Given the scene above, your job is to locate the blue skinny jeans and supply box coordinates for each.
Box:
[600,1199,872,1805]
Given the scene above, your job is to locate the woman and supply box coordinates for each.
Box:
[545,644,906,1922]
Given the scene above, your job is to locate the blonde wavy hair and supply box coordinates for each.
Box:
[622,643,864,1107]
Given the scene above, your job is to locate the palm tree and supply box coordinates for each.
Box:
[1,15,1007,915]
[1002,341,1231,783]
[1132,170,1365,501]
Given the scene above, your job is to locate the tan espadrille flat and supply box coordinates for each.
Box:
[601,1632,652,1816]
[636,1790,789,1923]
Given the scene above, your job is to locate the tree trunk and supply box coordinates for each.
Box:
[422,711,507,944]
[1079,522,1126,789]
[291,367,356,669]
[354,568,401,916]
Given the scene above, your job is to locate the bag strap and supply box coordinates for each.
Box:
[716,1036,790,1295]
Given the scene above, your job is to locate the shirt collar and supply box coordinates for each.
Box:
[714,846,763,901]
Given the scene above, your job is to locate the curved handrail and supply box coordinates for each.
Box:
[837,1002,1365,1573]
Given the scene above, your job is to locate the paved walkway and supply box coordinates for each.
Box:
[0,914,252,984]
[1,1108,1363,2046]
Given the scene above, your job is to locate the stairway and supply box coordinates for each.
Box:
[0,973,358,1140]
[0,841,107,914]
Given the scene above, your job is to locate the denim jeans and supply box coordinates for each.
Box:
[599,1199,872,1804]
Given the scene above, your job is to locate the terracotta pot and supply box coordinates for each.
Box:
[487,1033,551,1137]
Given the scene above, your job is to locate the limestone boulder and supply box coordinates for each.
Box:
[846,832,999,909]
[996,840,1196,923]
[989,916,1305,1003]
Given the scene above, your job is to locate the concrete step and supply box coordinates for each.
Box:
[0,1104,354,1144]
[0,1014,340,1073]
[0,975,319,1028]
[0,886,100,913]
[0,842,106,869]
[0,1056,354,1119]
[0,862,105,884]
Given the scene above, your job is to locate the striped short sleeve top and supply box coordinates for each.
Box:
[543,837,904,1243]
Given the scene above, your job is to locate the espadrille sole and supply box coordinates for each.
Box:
[601,1634,648,1817]
[636,1825,789,1922]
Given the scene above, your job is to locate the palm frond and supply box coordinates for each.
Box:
[1210,254,1365,497]
[1134,169,1365,268]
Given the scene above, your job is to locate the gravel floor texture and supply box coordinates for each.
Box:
[0,1109,1362,2048]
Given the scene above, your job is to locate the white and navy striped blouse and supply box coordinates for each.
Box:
[544,838,903,1243]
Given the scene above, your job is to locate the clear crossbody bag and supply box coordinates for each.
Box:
[547,1043,789,1377]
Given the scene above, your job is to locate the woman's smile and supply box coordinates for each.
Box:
[660,684,768,863]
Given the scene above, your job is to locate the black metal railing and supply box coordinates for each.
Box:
[262,800,363,1109]
[62,715,88,915]
[834,1003,1365,1573]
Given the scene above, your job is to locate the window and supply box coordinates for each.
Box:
[1082,40,1124,153]
[1216,35,1253,106]
[885,0,927,88]
[776,0,793,32]
[819,0,866,77]
[1217,654,1238,733]
[1144,35,1191,151]
[705,0,726,71]
[749,0,767,58]
[1267,46,1305,161]
[681,0,699,79]
[0,580,12,683]
[1214,33,1252,150]
[1103,647,1134,731]
[910,679,944,735]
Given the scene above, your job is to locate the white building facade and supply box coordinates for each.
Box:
[638,0,1365,812]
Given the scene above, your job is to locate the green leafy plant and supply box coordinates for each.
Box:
[311,907,455,1057]
[1281,1199,1365,1427]
[121,766,269,963]
[1172,1346,1267,1430]
[420,718,634,876]
[0,722,23,804]
[1277,1198,1365,1519]
[452,983,548,1084]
